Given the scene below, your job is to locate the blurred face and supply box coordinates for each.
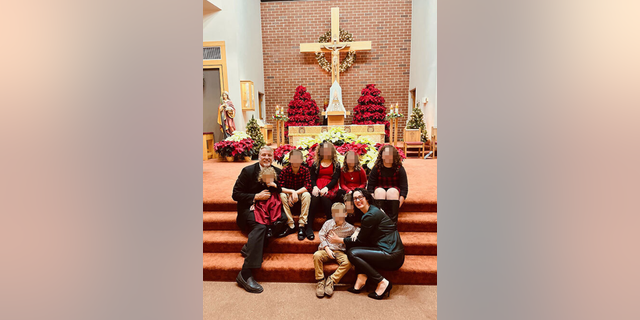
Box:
[332,208,346,225]
[289,153,303,170]
[320,144,331,160]
[353,191,368,210]
[382,148,393,164]
[346,153,357,169]
[345,200,355,214]
[259,148,273,167]
[263,173,274,185]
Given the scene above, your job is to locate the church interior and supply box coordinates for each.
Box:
[203,0,437,317]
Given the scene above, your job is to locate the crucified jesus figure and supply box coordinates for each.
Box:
[322,39,349,84]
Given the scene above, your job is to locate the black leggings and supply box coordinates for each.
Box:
[310,195,333,221]
[346,247,405,283]
[310,189,348,222]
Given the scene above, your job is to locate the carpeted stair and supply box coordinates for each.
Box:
[203,158,437,285]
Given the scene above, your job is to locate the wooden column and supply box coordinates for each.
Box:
[275,120,281,147]
[280,121,285,146]
[392,118,399,147]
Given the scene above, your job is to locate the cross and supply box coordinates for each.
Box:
[299,7,372,84]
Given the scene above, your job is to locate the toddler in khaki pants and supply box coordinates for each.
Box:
[313,203,359,298]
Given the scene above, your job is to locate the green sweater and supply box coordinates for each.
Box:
[344,205,404,254]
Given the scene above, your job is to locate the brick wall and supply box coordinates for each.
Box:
[261,0,412,141]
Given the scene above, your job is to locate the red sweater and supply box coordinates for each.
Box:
[339,168,367,193]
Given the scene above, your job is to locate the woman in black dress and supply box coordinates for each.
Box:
[366,144,408,223]
[327,188,405,300]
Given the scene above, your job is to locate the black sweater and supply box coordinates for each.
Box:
[366,165,409,198]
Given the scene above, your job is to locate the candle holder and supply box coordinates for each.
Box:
[385,104,404,147]
[272,106,288,147]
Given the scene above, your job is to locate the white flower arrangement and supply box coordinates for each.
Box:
[298,137,319,150]
[355,136,375,145]
[279,127,387,171]
[316,127,356,144]
[226,131,252,142]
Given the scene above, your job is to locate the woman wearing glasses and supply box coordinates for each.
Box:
[327,188,404,300]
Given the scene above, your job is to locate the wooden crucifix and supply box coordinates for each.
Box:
[299,7,372,84]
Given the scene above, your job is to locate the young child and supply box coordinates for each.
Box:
[313,203,359,298]
[343,192,360,225]
[252,166,283,238]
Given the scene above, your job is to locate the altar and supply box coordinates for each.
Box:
[287,124,386,146]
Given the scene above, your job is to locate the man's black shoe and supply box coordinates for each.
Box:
[236,271,263,293]
[240,244,248,257]
[298,226,306,241]
[277,226,296,238]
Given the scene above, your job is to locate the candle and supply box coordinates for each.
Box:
[276,106,280,116]
[395,104,399,113]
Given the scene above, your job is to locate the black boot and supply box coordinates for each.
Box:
[377,200,389,217]
[306,200,316,240]
[387,200,400,224]
[305,223,315,240]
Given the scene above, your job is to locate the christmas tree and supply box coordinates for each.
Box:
[246,115,266,157]
[352,84,390,139]
[406,104,428,143]
[284,86,319,142]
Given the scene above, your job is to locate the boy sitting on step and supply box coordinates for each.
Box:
[313,203,360,298]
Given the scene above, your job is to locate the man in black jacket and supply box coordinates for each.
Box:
[232,146,282,293]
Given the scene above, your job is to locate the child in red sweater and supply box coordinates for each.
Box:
[339,150,367,195]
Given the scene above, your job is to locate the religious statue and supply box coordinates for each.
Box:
[218,91,236,138]
[327,80,347,117]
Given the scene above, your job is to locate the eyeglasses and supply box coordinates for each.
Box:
[353,195,365,201]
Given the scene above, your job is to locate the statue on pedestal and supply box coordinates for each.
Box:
[326,80,347,118]
[218,91,237,138]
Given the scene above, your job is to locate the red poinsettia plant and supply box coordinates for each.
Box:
[273,144,299,162]
[336,142,369,156]
[352,84,390,139]
[214,138,255,159]
[284,86,319,142]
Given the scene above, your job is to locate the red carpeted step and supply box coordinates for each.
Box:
[203,211,437,232]
[203,252,437,285]
[203,230,437,255]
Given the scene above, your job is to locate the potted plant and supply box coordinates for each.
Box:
[230,138,255,162]
[213,140,235,161]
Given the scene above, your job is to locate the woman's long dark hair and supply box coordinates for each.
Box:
[352,188,379,214]
[374,144,402,170]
